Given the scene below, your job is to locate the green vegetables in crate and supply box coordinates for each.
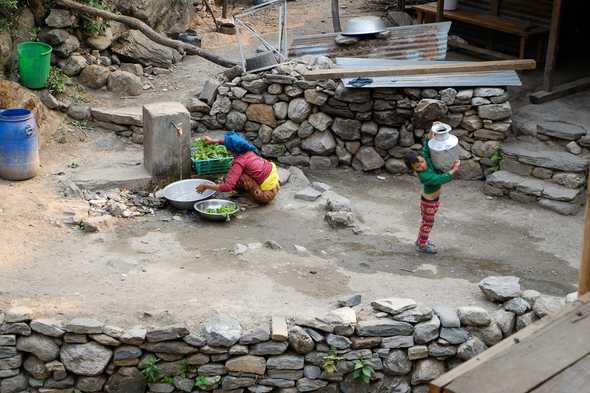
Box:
[191,138,232,160]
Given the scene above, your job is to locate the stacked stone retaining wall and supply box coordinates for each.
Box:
[190,68,514,180]
[0,277,573,393]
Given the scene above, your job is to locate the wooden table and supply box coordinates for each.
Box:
[414,2,548,59]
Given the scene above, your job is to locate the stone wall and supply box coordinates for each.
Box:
[0,277,572,393]
[190,63,513,180]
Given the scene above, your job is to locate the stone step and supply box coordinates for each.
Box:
[501,141,588,173]
[484,170,584,215]
[90,106,143,127]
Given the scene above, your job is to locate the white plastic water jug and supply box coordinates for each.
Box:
[428,121,459,172]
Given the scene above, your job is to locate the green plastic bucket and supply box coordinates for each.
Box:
[17,42,52,89]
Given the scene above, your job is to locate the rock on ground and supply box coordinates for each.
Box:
[108,71,143,96]
[478,276,521,302]
[205,312,242,347]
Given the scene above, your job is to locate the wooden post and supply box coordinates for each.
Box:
[436,0,444,22]
[579,172,590,297]
[331,0,341,32]
[222,0,227,19]
[543,0,563,92]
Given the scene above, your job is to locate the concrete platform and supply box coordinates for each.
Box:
[71,162,152,192]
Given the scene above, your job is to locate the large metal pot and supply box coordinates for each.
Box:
[341,16,387,36]
[428,122,459,172]
[162,179,216,209]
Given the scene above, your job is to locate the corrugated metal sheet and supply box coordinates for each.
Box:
[288,22,451,60]
[337,58,522,87]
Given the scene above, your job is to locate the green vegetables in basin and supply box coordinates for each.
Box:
[206,203,237,215]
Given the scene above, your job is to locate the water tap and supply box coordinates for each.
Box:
[170,121,183,136]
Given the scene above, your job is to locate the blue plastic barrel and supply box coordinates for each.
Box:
[0,108,40,180]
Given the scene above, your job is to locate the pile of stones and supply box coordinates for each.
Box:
[188,57,513,180]
[0,276,575,393]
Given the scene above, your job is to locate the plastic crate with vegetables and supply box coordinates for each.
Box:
[191,138,234,175]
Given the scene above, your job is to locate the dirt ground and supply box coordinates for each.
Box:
[0,0,586,328]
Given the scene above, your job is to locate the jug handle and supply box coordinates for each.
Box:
[25,125,34,137]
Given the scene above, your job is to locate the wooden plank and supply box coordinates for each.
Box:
[304,59,536,80]
[530,76,590,104]
[331,0,341,32]
[543,0,562,91]
[579,172,590,297]
[414,2,546,36]
[430,293,590,393]
[436,0,444,22]
[530,353,590,393]
[449,40,516,60]
[444,300,590,393]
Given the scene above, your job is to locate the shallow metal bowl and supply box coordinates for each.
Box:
[162,179,216,210]
[341,16,387,36]
[194,199,239,222]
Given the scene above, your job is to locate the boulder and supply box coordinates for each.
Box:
[332,118,361,141]
[304,89,328,106]
[308,112,333,132]
[116,0,193,33]
[439,328,470,345]
[88,27,115,51]
[411,359,445,385]
[273,102,288,120]
[432,305,460,328]
[60,342,112,376]
[104,367,146,393]
[288,98,312,122]
[67,104,91,121]
[53,33,80,58]
[457,307,491,327]
[225,355,266,375]
[246,104,276,127]
[0,374,28,393]
[16,335,59,361]
[383,350,411,375]
[205,312,241,347]
[301,132,336,156]
[375,127,400,150]
[413,315,441,344]
[107,70,143,96]
[504,298,531,315]
[111,30,181,68]
[79,65,111,89]
[272,120,299,142]
[45,9,76,28]
[478,102,511,121]
[226,111,247,130]
[352,147,385,171]
[61,55,88,77]
[457,337,487,360]
[76,375,107,392]
[371,298,416,315]
[414,99,447,126]
[288,326,315,354]
[533,295,565,318]
[478,276,521,302]
[357,318,413,337]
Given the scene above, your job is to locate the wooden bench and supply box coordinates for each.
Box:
[413,1,548,59]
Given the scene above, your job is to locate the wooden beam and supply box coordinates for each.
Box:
[579,171,590,297]
[331,0,341,32]
[530,76,590,104]
[449,40,516,60]
[436,0,444,22]
[304,59,537,80]
[543,0,563,91]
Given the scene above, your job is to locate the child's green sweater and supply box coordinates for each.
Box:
[417,137,454,194]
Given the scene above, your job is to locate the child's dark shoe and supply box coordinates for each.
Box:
[415,243,437,254]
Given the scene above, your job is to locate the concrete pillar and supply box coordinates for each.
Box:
[143,102,192,179]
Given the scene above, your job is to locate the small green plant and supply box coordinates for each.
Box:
[352,358,375,384]
[179,360,192,378]
[489,151,503,173]
[78,0,112,36]
[321,347,343,374]
[162,375,174,386]
[141,355,162,384]
[47,67,67,94]
[194,376,210,390]
[29,26,41,41]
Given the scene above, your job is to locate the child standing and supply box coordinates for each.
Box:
[404,131,461,254]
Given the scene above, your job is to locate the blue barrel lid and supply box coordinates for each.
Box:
[0,108,33,122]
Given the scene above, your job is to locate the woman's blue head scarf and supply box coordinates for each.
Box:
[224,131,259,156]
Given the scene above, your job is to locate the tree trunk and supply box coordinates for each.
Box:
[55,0,237,68]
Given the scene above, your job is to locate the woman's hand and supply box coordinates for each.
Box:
[449,160,461,175]
[196,184,210,193]
[203,136,216,144]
